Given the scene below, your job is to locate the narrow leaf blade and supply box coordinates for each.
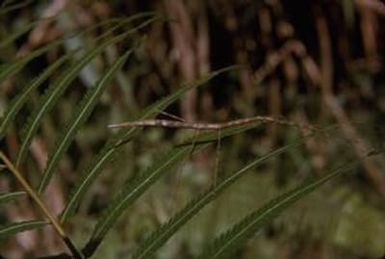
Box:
[133,142,296,259]
[199,164,352,259]
[0,0,33,15]
[37,48,134,193]
[0,52,73,141]
[0,39,65,84]
[16,30,133,168]
[85,122,257,256]
[82,145,195,257]
[0,21,37,49]
[0,220,47,239]
[0,191,25,204]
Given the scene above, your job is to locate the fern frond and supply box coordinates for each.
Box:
[198,163,354,259]
[0,39,65,84]
[0,20,110,83]
[82,145,198,257]
[15,25,145,168]
[60,65,241,223]
[0,52,73,141]
[133,141,298,259]
[77,12,158,40]
[0,0,33,15]
[0,191,25,204]
[0,9,152,48]
[0,11,154,78]
[0,220,47,239]
[83,121,259,256]
[0,21,37,49]
[111,65,243,148]
[37,47,134,193]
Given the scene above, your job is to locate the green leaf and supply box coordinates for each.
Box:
[133,142,297,259]
[0,52,73,141]
[0,220,47,239]
[60,65,241,223]
[199,164,353,259]
[0,191,25,204]
[37,47,134,194]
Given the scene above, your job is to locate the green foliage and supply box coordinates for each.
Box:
[0,220,47,239]
[198,163,353,259]
[0,0,33,15]
[59,66,240,223]
[83,145,198,256]
[0,191,25,204]
[1,5,383,259]
[37,47,134,193]
[16,29,137,170]
[0,52,73,140]
[85,120,261,256]
[0,39,65,84]
[133,140,297,259]
[0,21,37,49]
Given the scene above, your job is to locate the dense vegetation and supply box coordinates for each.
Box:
[0,1,384,258]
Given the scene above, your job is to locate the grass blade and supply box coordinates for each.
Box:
[199,163,355,259]
[0,52,73,141]
[0,191,25,204]
[60,65,241,223]
[37,47,134,193]
[0,220,47,239]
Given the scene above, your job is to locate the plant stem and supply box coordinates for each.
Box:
[0,151,83,259]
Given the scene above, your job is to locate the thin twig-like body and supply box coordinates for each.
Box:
[108,116,313,131]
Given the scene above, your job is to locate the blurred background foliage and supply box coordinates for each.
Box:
[0,0,385,258]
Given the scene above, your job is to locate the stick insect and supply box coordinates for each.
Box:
[108,115,314,131]
[108,113,315,188]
